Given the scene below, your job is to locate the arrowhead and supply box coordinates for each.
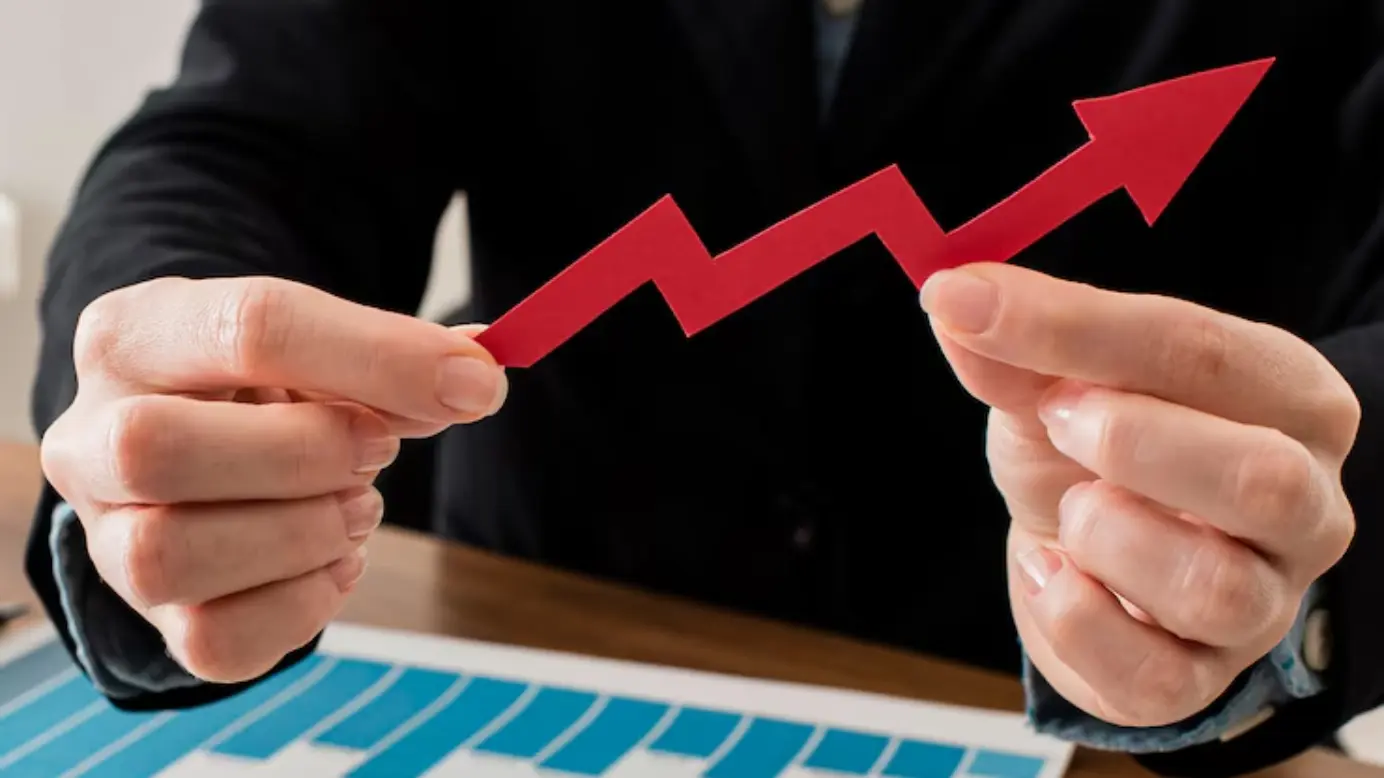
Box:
[1072,57,1274,224]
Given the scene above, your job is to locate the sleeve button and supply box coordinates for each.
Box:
[1303,608,1331,673]
[1219,706,1275,742]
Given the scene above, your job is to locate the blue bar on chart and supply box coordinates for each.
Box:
[880,739,967,778]
[347,676,528,778]
[212,658,391,760]
[2,704,156,776]
[647,707,743,758]
[704,718,816,778]
[801,728,891,774]
[539,697,669,775]
[314,667,458,750]
[0,674,102,758]
[472,686,599,758]
[77,655,327,778]
[968,749,1046,778]
[0,641,77,710]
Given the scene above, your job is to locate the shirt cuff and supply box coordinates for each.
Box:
[1023,581,1329,753]
[48,501,203,699]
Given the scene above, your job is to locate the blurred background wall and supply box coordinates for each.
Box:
[0,0,468,444]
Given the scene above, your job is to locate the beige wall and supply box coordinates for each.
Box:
[0,0,468,444]
[0,0,198,443]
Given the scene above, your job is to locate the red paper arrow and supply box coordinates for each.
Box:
[476,57,1274,368]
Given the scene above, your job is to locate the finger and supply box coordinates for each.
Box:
[67,394,398,504]
[75,277,508,425]
[986,407,1092,538]
[1037,381,1350,572]
[1057,481,1288,648]
[285,390,452,439]
[149,548,366,683]
[1012,542,1232,727]
[919,263,1359,455]
[234,387,295,404]
[930,321,1057,423]
[88,488,381,608]
[931,325,1094,535]
[288,324,497,439]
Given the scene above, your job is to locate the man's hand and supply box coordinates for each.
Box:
[920,262,1359,728]
[40,276,508,684]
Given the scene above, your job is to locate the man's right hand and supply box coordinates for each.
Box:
[39,276,508,684]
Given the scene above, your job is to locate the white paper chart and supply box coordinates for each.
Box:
[0,621,1074,777]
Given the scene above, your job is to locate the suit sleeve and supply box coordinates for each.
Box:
[26,0,465,710]
[1024,582,1327,756]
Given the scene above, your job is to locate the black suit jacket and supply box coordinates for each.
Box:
[27,1,1384,774]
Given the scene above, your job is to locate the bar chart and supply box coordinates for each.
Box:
[0,623,1073,777]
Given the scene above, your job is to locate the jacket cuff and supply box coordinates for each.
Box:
[1024,581,1328,753]
[47,501,202,699]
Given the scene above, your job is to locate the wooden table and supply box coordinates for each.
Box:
[0,440,1377,777]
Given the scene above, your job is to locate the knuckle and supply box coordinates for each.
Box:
[1089,405,1138,472]
[354,338,390,390]
[986,409,1047,466]
[1176,541,1276,638]
[986,415,1066,514]
[1126,646,1203,718]
[72,279,184,376]
[285,570,346,643]
[120,507,181,608]
[282,413,321,488]
[161,607,261,683]
[39,409,83,501]
[1228,434,1318,532]
[106,396,173,501]
[1055,483,1101,552]
[1316,384,1362,456]
[1318,498,1356,567]
[1041,594,1092,668]
[1033,302,1086,365]
[282,498,337,567]
[1162,314,1232,386]
[210,278,297,376]
[72,290,129,375]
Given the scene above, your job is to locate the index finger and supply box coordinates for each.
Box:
[919,263,1358,454]
[81,276,505,424]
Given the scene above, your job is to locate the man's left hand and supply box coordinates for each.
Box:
[920,262,1359,728]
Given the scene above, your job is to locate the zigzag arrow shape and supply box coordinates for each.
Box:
[476,57,1274,368]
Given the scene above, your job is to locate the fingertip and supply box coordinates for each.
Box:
[443,323,515,384]
[919,267,1000,336]
[437,355,508,418]
[327,547,368,593]
[918,269,944,309]
[487,368,510,416]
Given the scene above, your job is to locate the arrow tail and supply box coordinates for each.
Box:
[477,197,708,367]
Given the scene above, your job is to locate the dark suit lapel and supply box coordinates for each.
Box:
[665,0,821,212]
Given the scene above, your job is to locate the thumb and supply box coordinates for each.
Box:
[930,320,1093,537]
[290,323,507,439]
[929,317,1053,434]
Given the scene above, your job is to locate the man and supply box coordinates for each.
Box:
[25,1,1384,774]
